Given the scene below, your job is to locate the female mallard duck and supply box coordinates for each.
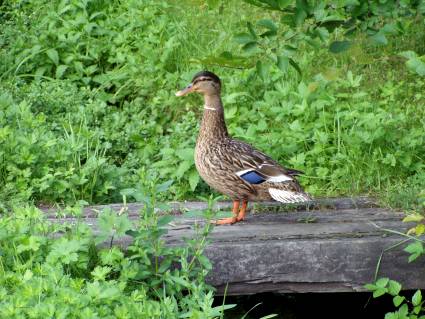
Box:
[176,71,311,225]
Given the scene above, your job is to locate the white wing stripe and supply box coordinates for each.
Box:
[268,188,310,203]
[268,175,293,182]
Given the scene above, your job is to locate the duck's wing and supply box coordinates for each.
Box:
[223,139,311,203]
[224,139,300,182]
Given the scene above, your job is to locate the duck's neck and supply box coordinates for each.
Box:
[198,94,228,141]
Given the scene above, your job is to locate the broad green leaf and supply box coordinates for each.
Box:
[370,32,388,45]
[277,55,289,72]
[376,277,389,288]
[393,295,405,307]
[294,8,307,26]
[384,312,397,319]
[55,65,68,78]
[364,283,377,291]
[388,280,402,296]
[46,48,59,65]
[399,51,417,59]
[175,161,192,178]
[234,32,255,45]
[256,60,268,80]
[257,19,277,31]
[175,148,194,161]
[373,288,387,298]
[403,214,424,223]
[242,41,258,53]
[158,258,172,273]
[412,290,422,306]
[399,303,408,317]
[157,215,174,227]
[405,241,424,262]
[329,40,351,53]
[277,0,292,9]
[406,57,425,76]
[197,254,212,270]
[188,169,199,191]
[156,180,174,192]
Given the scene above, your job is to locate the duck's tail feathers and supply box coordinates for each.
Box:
[268,188,311,203]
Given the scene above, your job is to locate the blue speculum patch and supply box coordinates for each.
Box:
[239,171,266,184]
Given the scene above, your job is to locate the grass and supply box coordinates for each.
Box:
[0,0,423,212]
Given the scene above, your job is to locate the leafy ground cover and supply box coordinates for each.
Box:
[0,0,423,211]
[1,0,425,318]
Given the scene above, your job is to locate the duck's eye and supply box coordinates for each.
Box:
[194,78,213,85]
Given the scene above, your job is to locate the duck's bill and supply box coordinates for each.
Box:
[175,84,194,96]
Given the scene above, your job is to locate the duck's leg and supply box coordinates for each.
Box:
[236,201,248,221]
[213,200,239,225]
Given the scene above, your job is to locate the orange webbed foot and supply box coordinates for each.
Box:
[212,200,248,225]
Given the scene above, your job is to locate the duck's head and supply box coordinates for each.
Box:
[176,71,221,97]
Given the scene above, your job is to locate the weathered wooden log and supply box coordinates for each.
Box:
[42,197,425,295]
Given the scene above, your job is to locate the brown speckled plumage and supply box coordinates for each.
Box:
[194,94,309,202]
[176,71,311,224]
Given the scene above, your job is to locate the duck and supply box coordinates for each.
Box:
[176,71,311,225]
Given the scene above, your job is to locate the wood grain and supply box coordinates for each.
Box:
[41,197,425,295]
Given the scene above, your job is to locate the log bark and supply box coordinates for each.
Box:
[42,197,425,295]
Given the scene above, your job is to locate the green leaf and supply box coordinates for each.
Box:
[158,257,172,273]
[373,288,387,298]
[370,32,388,45]
[289,58,302,75]
[197,254,212,270]
[188,169,199,191]
[242,41,258,53]
[46,48,59,65]
[257,19,277,32]
[234,32,255,45]
[294,8,307,26]
[412,290,422,306]
[175,148,194,161]
[384,312,397,319]
[399,51,417,59]
[247,22,257,39]
[388,280,402,296]
[403,214,424,223]
[256,60,269,80]
[157,215,174,227]
[364,283,377,291]
[277,0,292,9]
[376,278,389,288]
[329,40,351,53]
[55,65,68,78]
[277,55,289,72]
[393,295,405,307]
[170,275,190,287]
[399,303,409,317]
[156,180,173,193]
[404,241,424,262]
[406,57,425,76]
[175,161,192,178]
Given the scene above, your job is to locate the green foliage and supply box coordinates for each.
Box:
[0,0,424,210]
[365,219,425,318]
[215,0,425,77]
[0,184,230,318]
[366,279,425,319]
